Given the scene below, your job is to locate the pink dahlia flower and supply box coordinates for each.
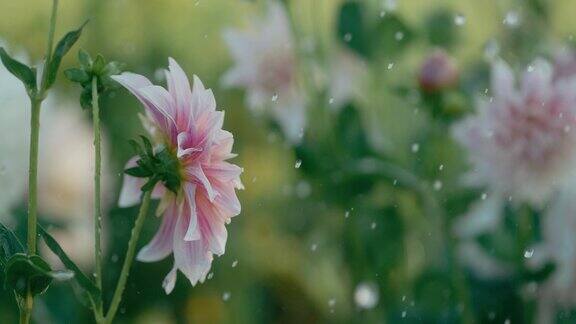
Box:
[112,58,243,293]
[453,59,576,205]
[221,1,306,143]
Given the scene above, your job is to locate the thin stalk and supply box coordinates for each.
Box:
[92,77,103,292]
[21,1,58,323]
[104,190,152,324]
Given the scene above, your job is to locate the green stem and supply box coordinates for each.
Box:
[92,78,103,293]
[20,1,59,323]
[104,190,152,324]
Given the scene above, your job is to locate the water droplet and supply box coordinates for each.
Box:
[354,282,379,309]
[345,210,350,218]
[111,254,119,263]
[232,260,238,268]
[438,164,444,171]
[328,298,336,307]
[454,13,466,26]
[271,93,279,102]
[328,97,335,105]
[207,272,214,280]
[222,291,231,301]
[503,11,520,27]
[524,248,534,259]
[481,193,488,200]
[294,159,302,169]
[411,143,420,153]
[395,31,404,41]
[527,65,534,72]
[387,63,394,70]
[393,179,398,186]
[50,270,75,281]
[504,319,511,324]
[433,180,443,191]
[371,222,377,229]
[379,10,386,18]
[344,33,353,42]
[310,243,318,252]
[402,311,407,318]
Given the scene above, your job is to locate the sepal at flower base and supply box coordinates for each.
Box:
[125,136,182,194]
[65,49,125,109]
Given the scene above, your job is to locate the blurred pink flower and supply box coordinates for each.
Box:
[453,59,576,205]
[221,1,306,142]
[418,49,458,92]
[112,58,243,293]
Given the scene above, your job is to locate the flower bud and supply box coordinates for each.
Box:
[418,49,458,93]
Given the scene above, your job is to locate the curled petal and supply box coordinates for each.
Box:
[137,201,178,262]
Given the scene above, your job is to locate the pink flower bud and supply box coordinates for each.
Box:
[418,49,459,92]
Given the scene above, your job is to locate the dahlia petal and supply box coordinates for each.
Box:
[167,58,193,126]
[197,195,228,255]
[183,183,201,241]
[212,180,241,217]
[173,213,212,286]
[137,202,178,262]
[522,59,553,102]
[137,85,177,128]
[112,73,167,125]
[162,266,178,294]
[185,165,216,201]
[491,59,516,99]
[176,132,202,159]
[204,162,243,183]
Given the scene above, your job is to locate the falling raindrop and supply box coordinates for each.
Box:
[395,31,404,41]
[387,63,394,70]
[328,298,336,307]
[481,193,488,200]
[222,291,231,301]
[271,93,279,102]
[524,248,534,259]
[328,97,335,105]
[438,164,444,171]
[295,159,302,169]
[527,65,534,72]
[345,210,350,218]
[503,11,520,27]
[433,180,443,191]
[344,33,353,43]
[354,282,379,309]
[207,272,214,280]
[402,311,407,318]
[411,143,420,153]
[232,260,238,268]
[454,13,466,26]
[310,243,318,252]
[370,222,377,229]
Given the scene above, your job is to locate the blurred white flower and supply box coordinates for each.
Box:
[527,183,576,322]
[222,1,306,143]
[38,99,113,269]
[0,40,30,221]
[453,59,576,205]
[326,49,366,109]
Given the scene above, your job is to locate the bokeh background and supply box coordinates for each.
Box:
[2,0,576,323]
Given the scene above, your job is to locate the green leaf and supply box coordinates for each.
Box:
[424,9,459,49]
[78,49,92,70]
[337,2,370,58]
[4,254,53,297]
[92,54,105,74]
[80,86,93,109]
[0,47,37,94]
[372,13,415,57]
[38,226,101,304]
[0,223,24,267]
[45,21,88,89]
[64,68,90,83]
